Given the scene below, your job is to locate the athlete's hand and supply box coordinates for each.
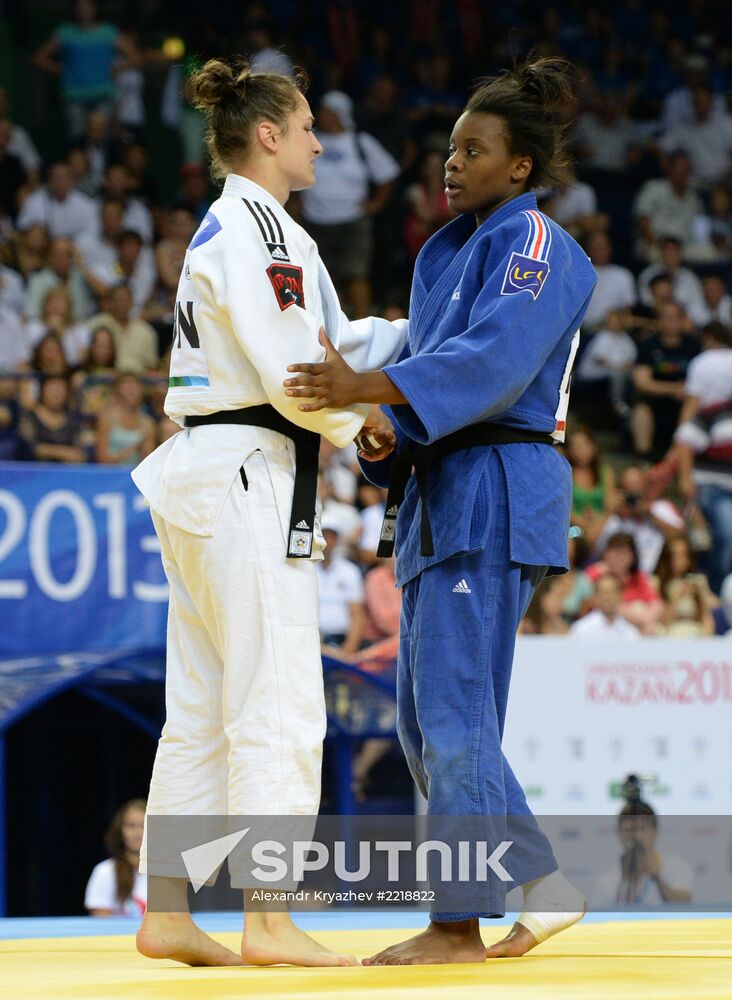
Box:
[356,405,396,461]
[284,328,362,411]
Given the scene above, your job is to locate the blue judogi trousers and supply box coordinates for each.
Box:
[396,453,558,919]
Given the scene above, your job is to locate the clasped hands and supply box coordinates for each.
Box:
[284,328,396,461]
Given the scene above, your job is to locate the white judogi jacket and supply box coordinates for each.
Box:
[133,174,406,544]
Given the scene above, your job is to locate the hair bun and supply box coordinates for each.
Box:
[517,58,573,112]
[188,56,252,111]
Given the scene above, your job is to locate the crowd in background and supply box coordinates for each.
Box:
[2,0,732,649]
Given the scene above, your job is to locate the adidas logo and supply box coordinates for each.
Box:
[269,244,290,261]
[385,505,399,516]
[452,579,471,594]
[295,520,310,530]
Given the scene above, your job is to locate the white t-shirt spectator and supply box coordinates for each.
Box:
[592,854,693,906]
[569,609,641,638]
[633,179,703,249]
[593,516,665,575]
[583,264,637,327]
[302,131,400,225]
[359,503,386,555]
[660,115,732,184]
[548,181,597,227]
[77,234,157,314]
[638,263,704,318]
[692,293,732,327]
[574,114,637,171]
[84,858,147,916]
[577,329,637,381]
[317,556,364,636]
[684,349,732,407]
[17,187,99,241]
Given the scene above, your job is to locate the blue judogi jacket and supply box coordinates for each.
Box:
[364,192,597,588]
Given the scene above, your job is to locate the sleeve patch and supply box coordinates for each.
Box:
[266,263,306,311]
[500,251,550,300]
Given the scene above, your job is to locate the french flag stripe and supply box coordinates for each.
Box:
[527,209,551,259]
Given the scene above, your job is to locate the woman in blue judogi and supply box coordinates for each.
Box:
[284,58,597,964]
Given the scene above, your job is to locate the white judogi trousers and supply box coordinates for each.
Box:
[139,446,324,875]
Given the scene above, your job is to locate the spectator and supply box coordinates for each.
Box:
[77,201,156,312]
[7,224,49,280]
[18,373,85,463]
[582,231,636,330]
[301,91,400,317]
[355,475,387,567]
[18,331,72,407]
[24,236,94,323]
[71,324,117,431]
[553,533,595,625]
[0,261,25,316]
[575,310,637,420]
[654,537,716,636]
[593,466,669,574]
[567,426,617,549]
[0,303,30,372]
[631,300,699,458]
[633,152,703,263]
[675,322,732,593]
[586,532,663,633]
[542,176,607,243]
[66,146,98,198]
[0,86,41,180]
[403,149,454,262]
[178,164,209,223]
[0,380,21,459]
[574,91,639,172]
[84,799,147,917]
[149,207,197,330]
[0,119,29,222]
[638,237,704,319]
[693,273,732,327]
[568,574,641,638]
[95,371,155,465]
[70,107,112,193]
[362,556,401,645]
[89,284,158,374]
[659,84,732,186]
[520,577,569,635]
[101,165,153,243]
[661,54,726,131]
[688,187,732,265]
[25,285,91,366]
[593,801,693,906]
[317,517,365,655]
[33,0,138,139]
[17,162,99,242]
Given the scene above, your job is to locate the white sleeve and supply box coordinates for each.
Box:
[358,133,401,186]
[338,315,408,371]
[220,223,367,448]
[84,860,117,911]
[342,560,365,603]
[684,355,705,397]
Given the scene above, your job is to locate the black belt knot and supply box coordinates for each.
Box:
[377,422,556,559]
[185,405,320,559]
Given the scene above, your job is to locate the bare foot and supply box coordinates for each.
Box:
[363,920,486,966]
[242,913,358,967]
[484,921,538,958]
[136,912,244,966]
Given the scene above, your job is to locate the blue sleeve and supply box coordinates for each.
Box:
[383,239,596,444]
[357,343,411,488]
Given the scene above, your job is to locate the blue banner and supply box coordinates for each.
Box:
[0,463,168,656]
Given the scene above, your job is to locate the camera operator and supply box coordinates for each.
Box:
[593,780,693,906]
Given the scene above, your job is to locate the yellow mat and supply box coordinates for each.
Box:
[2,919,731,1000]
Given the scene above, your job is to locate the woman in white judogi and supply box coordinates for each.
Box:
[132,57,405,968]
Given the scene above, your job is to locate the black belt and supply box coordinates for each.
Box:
[185,405,320,559]
[377,422,556,559]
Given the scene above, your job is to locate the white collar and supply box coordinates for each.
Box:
[222,173,283,213]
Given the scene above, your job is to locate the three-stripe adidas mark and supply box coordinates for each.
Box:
[452,579,472,594]
[243,198,290,261]
[295,520,310,530]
